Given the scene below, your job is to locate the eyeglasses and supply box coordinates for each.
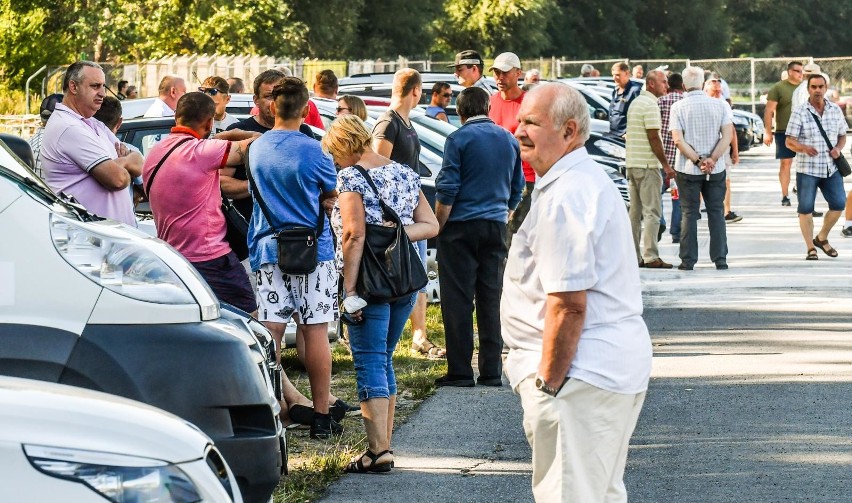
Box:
[198,87,226,96]
[337,107,351,113]
[441,93,452,98]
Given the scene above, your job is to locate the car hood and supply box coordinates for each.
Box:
[0,377,210,464]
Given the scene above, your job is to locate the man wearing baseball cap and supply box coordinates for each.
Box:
[449,50,496,94]
[487,52,534,242]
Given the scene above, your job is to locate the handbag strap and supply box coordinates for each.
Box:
[352,165,403,224]
[246,142,325,234]
[808,110,836,152]
[144,136,193,196]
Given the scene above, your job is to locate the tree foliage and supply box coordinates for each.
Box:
[2,0,851,90]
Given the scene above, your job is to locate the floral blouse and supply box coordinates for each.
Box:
[331,162,421,271]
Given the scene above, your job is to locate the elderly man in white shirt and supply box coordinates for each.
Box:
[142,75,186,118]
[503,82,652,503]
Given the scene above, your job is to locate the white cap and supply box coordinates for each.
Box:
[489,52,521,72]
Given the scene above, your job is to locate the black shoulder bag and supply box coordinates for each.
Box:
[808,110,851,178]
[145,136,251,261]
[352,165,427,303]
[246,151,324,275]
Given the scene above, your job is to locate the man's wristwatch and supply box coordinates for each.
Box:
[535,375,567,397]
[693,155,704,167]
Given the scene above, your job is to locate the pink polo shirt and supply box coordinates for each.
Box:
[41,103,136,226]
[143,127,232,263]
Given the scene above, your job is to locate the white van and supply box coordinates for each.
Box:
[0,137,285,503]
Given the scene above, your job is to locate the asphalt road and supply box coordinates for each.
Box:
[320,145,852,503]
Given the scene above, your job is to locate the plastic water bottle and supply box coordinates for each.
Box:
[670,179,679,200]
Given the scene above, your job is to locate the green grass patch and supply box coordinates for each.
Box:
[274,303,449,502]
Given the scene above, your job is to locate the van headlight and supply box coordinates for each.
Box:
[50,214,195,305]
[594,139,626,159]
[24,445,202,503]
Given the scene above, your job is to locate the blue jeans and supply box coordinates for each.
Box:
[670,198,681,239]
[348,293,417,401]
[796,170,846,214]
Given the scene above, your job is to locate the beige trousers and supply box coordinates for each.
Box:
[517,377,646,503]
[627,167,663,262]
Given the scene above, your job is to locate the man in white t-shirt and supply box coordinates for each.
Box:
[503,82,652,503]
[143,75,186,118]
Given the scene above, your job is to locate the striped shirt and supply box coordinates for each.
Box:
[786,99,846,178]
[669,90,732,175]
[626,90,662,169]
[658,91,684,166]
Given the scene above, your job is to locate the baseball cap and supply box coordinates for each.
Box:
[803,63,821,74]
[448,50,483,68]
[39,93,64,123]
[489,52,521,72]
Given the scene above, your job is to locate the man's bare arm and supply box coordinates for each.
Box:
[646,128,673,177]
[672,130,700,164]
[538,290,586,389]
[763,100,777,146]
[90,159,133,190]
[225,137,256,166]
[434,201,452,232]
[215,129,260,142]
[710,125,733,163]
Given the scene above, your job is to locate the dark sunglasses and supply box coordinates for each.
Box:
[198,87,226,96]
[441,93,452,98]
[337,107,351,113]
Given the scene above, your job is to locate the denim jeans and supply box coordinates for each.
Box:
[348,293,417,401]
[677,171,728,267]
[670,198,682,239]
[796,170,846,214]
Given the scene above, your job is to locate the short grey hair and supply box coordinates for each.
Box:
[580,63,594,76]
[63,61,103,92]
[529,82,590,143]
[682,66,705,91]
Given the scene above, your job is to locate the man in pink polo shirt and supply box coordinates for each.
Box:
[41,61,143,226]
[143,92,258,313]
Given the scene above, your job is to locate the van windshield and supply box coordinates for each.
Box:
[0,143,79,218]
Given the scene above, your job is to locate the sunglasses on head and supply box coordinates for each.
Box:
[199,87,225,96]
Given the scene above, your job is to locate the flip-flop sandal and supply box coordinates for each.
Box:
[813,237,838,257]
[411,340,446,360]
[806,249,819,261]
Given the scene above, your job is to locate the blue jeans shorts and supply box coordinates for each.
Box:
[796,170,846,214]
[348,293,417,401]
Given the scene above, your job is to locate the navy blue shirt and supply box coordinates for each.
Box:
[609,80,643,136]
[436,117,524,223]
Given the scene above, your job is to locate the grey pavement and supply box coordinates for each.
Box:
[320,145,852,502]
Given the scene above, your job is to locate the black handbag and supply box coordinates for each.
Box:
[246,152,324,275]
[352,165,427,303]
[808,110,851,177]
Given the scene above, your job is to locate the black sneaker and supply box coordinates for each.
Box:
[725,212,743,223]
[842,227,852,238]
[435,375,475,387]
[812,211,824,217]
[657,223,666,242]
[782,196,791,207]
[677,263,694,271]
[310,413,344,440]
[716,262,729,270]
[477,376,503,387]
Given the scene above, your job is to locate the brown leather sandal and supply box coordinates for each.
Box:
[411,340,446,359]
[813,237,838,257]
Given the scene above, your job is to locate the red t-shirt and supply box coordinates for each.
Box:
[489,92,534,182]
[304,100,324,130]
[143,127,232,262]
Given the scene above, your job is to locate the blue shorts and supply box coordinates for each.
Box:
[193,251,257,313]
[775,132,796,159]
[796,170,847,214]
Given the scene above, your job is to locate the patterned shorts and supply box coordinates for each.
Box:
[256,260,339,325]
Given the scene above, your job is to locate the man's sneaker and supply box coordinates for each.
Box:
[725,211,743,223]
[310,413,344,440]
[716,262,729,270]
[672,236,680,244]
[677,263,694,271]
[812,211,824,217]
[476,376,504,387]
[781,196,791,206]
[842,226,852,238]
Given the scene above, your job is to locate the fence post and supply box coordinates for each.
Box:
[551,57,557,79]
[750,58,756,115]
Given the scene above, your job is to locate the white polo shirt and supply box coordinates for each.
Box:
[501,147,652,394]
[142,98,174,118]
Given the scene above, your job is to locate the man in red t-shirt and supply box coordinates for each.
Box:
[488,52,533,243]
[144,92,258,313]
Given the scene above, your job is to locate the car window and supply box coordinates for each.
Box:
[120,127,172,156]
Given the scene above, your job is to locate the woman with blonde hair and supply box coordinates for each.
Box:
[336,95,367,120]
[322,115,438,473]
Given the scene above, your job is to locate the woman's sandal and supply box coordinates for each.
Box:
[344,450,393,474]
[813,237,838,257]
[806,249,819,261]
[411,340,446,360]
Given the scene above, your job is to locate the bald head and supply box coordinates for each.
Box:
[157,75,187,110]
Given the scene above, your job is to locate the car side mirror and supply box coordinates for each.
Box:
[594,110,608,121]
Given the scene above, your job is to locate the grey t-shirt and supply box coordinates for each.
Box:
[372,110,421,173]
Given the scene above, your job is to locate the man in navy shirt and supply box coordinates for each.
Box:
[609,62,643,137]
[433,86,524,387]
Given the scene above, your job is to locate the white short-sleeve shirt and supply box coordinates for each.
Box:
[501,147,652,394]
[142,98,175,118]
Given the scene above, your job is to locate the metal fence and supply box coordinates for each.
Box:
[23,54,852,116]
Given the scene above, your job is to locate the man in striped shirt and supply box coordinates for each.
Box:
[670,66,733,271]
[626,69,675,268]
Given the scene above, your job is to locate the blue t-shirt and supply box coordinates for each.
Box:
[425,105,445,119]
[247,130,337,271]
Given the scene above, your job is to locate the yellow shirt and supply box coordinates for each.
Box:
[625,90,662,169]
